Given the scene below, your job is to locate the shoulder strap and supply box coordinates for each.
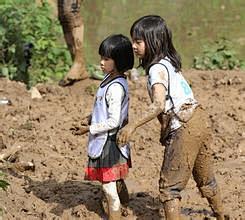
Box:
[105,81,126,108]
[148,62,175,110]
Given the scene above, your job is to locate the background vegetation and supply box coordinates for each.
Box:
[82,0,245,68]
[0,171,9,191]
[193,38,244,70]
[0,0,71,88]
[0,0,244,87]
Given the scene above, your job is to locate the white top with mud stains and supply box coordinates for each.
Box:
[147,58,197,130]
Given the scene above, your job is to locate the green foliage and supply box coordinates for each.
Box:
[0,171,9,191]
[0,0,71,87]
[193,38,245,70]
[86,64,105,80]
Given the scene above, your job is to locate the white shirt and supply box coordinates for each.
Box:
[147,58,197,130]
[89,83,125,135]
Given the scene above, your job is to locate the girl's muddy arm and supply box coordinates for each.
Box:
[133,83,166,129]
[117,83,166,144]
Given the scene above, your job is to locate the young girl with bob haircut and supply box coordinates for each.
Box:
[77,34,134,220]
[117,15,228,220]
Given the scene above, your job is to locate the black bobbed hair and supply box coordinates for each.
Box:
[99,34,134,73]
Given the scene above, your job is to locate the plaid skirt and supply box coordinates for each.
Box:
[84,135,131,183]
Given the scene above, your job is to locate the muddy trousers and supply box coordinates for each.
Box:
[159,108,225,219]
[58,0,88,85]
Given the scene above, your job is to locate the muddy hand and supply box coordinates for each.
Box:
[117,124,135,146]
[71,125,89,135]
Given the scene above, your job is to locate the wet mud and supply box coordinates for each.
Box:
[0,69,244,219]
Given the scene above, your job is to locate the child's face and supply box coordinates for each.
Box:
[100,56,116,74]
[132,39,145,59]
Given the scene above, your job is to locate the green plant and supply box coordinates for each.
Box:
[193,38,245,70]
[0,0,71,88]
[0,171,9,191]
[86,64,104,80]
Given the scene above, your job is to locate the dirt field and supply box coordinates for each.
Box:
[0,69,244,219]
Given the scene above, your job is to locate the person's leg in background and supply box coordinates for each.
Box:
[58,0,88,86]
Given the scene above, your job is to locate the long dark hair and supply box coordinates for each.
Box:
[130,15,181,73]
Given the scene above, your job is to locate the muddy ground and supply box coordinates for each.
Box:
[0,69,244,220]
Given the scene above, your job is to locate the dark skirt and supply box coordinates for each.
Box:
[84,135,132,183]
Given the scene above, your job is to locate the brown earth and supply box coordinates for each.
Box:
[0,69,244,220]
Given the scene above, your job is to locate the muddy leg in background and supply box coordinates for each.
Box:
[58,0,88,87]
